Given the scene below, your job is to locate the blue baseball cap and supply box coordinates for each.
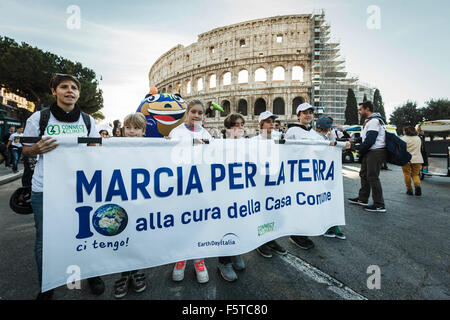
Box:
[316,117,333,129]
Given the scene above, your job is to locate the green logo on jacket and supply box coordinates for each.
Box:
[46,125,61,135]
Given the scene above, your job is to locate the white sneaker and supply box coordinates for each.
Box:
[172,260,186,281]
[193,259,209,284]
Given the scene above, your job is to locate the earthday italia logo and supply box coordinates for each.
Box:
[197,233,239,248]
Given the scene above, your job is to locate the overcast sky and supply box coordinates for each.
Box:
[1,0,449,124]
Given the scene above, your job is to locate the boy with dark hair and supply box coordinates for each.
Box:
[23,73,105,299]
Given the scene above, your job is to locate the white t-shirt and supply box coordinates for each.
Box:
[362,118,386,150]
[169,123,212,141]
[271,130,283,140]
[284,126,323,140]
[23,111,99,193]
[250,134,274,140]
[9,133,23,148]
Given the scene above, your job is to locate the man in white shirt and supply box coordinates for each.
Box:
[7,126,24,173]
[348,101,387,213]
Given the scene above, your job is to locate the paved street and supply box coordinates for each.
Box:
[0,162,23,186]
[0,163,448,300]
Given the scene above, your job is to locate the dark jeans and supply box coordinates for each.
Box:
[358,149,386,206]
[21,156,32,186]
[31,192,43,286]
[11,147,22,171]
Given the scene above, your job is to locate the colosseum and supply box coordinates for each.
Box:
[148,11,372,135]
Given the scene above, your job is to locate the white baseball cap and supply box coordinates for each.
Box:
[296,103,315,114]
[258,111,279,123]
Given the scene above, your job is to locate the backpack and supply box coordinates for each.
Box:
[375,117,412,166]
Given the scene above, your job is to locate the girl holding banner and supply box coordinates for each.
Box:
[169,99,211,284]
[113,113,148,299]
[216,113,247,282]
[168,99,212,142]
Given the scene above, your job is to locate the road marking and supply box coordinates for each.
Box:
[342,168,360,179]
[279,253,368,300]
[342,165,361,172]
[6,222,35,232]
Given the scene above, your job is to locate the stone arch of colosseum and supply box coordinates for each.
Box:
[148,14,313,133]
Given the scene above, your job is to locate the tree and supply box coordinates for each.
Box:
[0,36,103,115]
[421,99,450,121]
[344,89,358,125]
[16,108,33,123]
[91,110,105,121]
[389,101,423,134]
[363,94,368,102]
[373,89,386,119]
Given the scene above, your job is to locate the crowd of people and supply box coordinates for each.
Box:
[18,73,426,300]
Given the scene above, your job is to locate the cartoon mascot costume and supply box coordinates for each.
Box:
[136,87,187,137]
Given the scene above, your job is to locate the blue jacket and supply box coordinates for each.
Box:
[358,113,386,155]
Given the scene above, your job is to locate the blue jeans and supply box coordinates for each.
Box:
[11,147,22,171]
[31,192,43,286]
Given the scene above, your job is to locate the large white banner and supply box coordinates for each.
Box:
[42,137,345,291]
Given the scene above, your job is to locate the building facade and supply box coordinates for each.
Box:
[0,88,34,140]
[148,11,370,133]
[0,88,35,113]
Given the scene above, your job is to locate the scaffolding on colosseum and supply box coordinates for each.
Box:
[311,10,358,124]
